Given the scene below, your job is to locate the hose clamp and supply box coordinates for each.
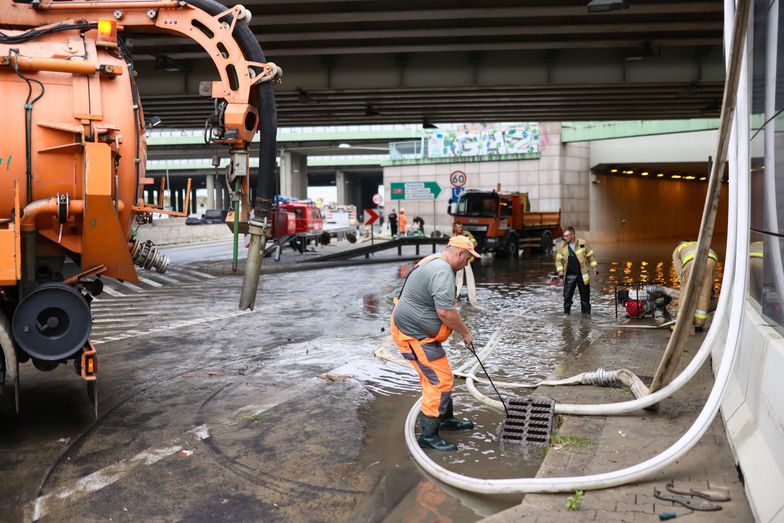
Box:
[56,193,69,224]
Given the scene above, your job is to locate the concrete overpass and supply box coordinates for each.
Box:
[126,0,726,127]
[144,125,414,211]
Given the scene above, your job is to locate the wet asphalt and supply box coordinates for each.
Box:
[0,239,714,522]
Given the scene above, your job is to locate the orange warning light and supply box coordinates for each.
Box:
[97,19,118,47]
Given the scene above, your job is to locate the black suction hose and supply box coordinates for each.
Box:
[466,342,509,417]
[184,0,277,221]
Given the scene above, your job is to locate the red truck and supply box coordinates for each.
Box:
[278,200,324,234]
[449,190,562,255]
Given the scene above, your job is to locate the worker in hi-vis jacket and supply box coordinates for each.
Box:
[672,241,719,332]
[555,226,599,315]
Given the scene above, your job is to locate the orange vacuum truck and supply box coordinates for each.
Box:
[0,0,280,414]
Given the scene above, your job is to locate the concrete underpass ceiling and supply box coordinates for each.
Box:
[592,161,729,181]
[127,0,726,127]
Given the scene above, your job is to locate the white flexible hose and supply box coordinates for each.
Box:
[455,263,481,308]
[403,0,749,492]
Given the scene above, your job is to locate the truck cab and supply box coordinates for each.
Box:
[449,190,562,255]
[278,200,324,234]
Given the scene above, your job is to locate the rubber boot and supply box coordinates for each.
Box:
[440,404,474,431]
[418,414,457,451]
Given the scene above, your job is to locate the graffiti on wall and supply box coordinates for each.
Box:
[427,122,539,158]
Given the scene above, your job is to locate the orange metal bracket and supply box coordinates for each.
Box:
[132,178,191,217]
[80,341,97,381]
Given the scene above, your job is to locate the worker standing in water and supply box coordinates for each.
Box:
[390,236,479,451]
[399,209,408,236]
[672,240,719,332]
[555,226,599,315]
[452,222,478,251]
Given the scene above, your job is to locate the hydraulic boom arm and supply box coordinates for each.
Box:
[3,0,280,309]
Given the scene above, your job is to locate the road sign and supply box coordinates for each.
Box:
[450,170,467,188]
[371,193,383,205]
[364,208,379,225]
[390,181,441,200]
[450,187,464,203]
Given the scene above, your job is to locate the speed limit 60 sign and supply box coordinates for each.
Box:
[450,170,467,188]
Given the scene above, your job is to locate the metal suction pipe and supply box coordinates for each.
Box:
[239,222,266,310]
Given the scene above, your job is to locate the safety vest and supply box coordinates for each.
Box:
[555,238,598,284]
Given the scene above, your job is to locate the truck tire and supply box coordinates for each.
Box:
[509,233,519,258]
[499,232,518,257]
[541,231,553,253]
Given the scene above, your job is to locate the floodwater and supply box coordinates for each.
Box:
[333,238,726,521]
[0,238,727,522]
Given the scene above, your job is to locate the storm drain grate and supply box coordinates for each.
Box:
[501,397,555,447]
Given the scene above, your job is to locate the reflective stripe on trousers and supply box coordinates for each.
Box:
[390,309,454,418]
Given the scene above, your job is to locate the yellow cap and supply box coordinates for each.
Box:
[448,235,480,258]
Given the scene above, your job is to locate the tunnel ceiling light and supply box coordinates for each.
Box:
[610,168,618,173]
[700,177,707,181]
[657,173,664,177]
[671,175,682,179]
[641,172,649,176]
[684,175,696,180]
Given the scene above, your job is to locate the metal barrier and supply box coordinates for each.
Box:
[302,236,448,263]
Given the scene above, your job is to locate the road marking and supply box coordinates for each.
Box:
[183,269,216,279]
[99,285,125,298]
[91,310,254,345]
[147,273,182,284]
[167,271,199,281]
[137,276,163,288]
[30,445,184,521]
[115,280,145,292]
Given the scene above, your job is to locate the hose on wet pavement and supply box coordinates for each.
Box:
[398,0,750,492]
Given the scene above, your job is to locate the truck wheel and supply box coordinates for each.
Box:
[320,232,331,245]
[541,231,553,253]
[508,233,519,258]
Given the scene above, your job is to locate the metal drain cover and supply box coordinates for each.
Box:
[501,396,555,447]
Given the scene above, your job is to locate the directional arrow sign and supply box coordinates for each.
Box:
[390,181,441,200]
[364,208,379,225]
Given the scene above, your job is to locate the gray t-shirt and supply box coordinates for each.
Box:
[393,257,456,339]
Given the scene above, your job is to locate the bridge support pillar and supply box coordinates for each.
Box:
[336,170,347,204]
[206,174,215,210]
[280,151,308,199]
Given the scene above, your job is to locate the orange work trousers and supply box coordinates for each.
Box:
[390,312,453,418]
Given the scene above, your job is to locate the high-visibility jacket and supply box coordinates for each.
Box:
[672,241,719,284]
[672,241,719,327]
[555,238,598,284]
[399,212,408,233]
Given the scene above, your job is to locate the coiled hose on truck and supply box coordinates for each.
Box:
[185,0,277,221]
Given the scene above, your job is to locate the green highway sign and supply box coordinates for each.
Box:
[390,181,441,200]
